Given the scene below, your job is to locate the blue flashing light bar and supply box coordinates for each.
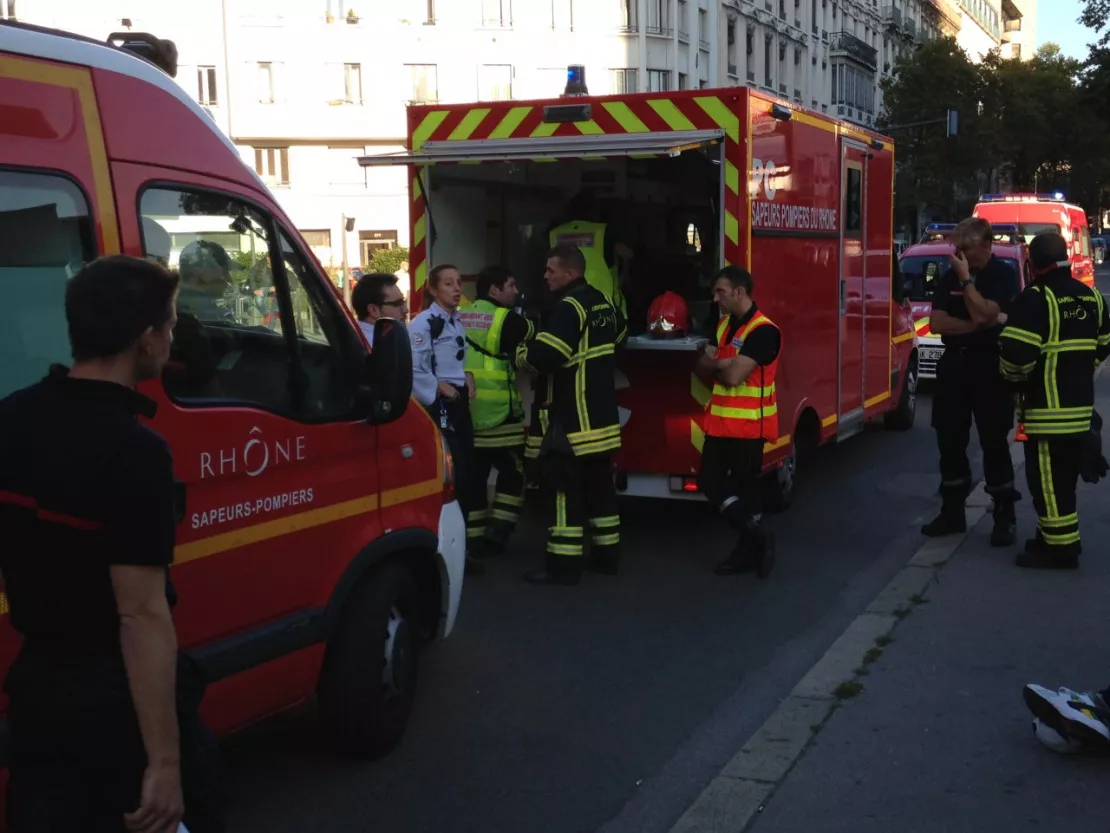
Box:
[980,192,1067,203]
[924,223,957,233]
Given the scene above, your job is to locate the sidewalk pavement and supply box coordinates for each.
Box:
[745,386,1110,831]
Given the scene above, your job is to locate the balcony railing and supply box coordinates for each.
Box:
[646,25,674,36]
[699,38,710,50]
[747,70,756,82]
[728,63,739,77]
[829,31,879,70]
[882,5,902,28]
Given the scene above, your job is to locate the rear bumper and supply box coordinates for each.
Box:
[437,500,466,637]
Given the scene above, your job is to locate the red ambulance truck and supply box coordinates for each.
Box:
[0,20,466,819]
[361,80,918,510]
[973,193,1096,288]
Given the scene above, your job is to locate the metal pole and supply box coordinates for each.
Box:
[1,0,10,20]
[341,214,351,308]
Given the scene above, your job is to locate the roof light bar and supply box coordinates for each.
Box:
[979,192,1067,203]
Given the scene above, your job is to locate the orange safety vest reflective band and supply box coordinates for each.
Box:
[702,312,780,441]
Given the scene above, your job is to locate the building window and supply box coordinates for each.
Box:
[764,36,773,85]
[0,0,15,20]
[646,0,671,35]
[406,63,438,104]
[677,0,689,38]
[611,68,638,93]
[301,229,333,264]
[698,8,708,48]
[619,0,637,31]
[646,69,671,91]
[482,0,512,27]
[197,66,218,106]
[334,62,362,104]
[254,146,290,186]
[256,61,276,104]
[678,72,687,90]
[478,64,513,101]
[550,0,573,29]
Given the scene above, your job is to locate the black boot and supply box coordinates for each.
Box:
[714,538,758,575]
[716,504,758,575]
[989,489,1018,548]
[921,484,968,537]
[482,519,514,555]
[588,543,621,576]
[1015,537,1080,570]
[523,554,582,586]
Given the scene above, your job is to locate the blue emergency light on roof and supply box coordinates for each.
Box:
[980,192,1067,203]
[564,64,588,96]
[925,223,957,233]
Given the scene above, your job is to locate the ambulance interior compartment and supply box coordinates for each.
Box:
[419,144,723,342]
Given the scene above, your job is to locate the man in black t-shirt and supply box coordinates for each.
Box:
[0,256,225,832]
[923,217,1023,545]
[696,266,782,577]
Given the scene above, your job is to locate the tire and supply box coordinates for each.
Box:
[318,561,420,759]
[884,355,917,431]
[762,435,797,514]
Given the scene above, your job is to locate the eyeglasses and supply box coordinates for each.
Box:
[454,335,464,362]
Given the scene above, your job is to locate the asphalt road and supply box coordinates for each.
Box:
[224,262,1110,833]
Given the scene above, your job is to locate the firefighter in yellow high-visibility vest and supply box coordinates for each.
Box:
[695,265,781,579]
[548,191,632,318]
[459,265,536,558]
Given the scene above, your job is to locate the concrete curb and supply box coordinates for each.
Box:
[665,440,1027,833]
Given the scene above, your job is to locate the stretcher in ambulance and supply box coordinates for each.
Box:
[361,76,918,509]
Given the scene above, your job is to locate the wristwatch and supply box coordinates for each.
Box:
[959,277,972,288]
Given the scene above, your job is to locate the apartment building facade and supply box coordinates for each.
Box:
[1000,0,1035,61]
[8,0,981,268]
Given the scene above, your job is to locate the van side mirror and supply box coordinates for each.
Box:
[361,318,412,425]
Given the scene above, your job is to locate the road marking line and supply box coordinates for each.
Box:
[666,429,1031,832]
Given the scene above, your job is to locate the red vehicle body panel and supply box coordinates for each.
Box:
[388,88,915,494]
[974,198,1095,288]
[0,24,455,808]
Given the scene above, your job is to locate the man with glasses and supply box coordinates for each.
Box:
[351,273,408,347]
[924,217,1023,546]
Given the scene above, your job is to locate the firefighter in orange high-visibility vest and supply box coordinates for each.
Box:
[695,266,782,578]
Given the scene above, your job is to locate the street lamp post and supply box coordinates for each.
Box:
[341,214,356,308]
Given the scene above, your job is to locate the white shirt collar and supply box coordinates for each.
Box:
[428,301,458,325]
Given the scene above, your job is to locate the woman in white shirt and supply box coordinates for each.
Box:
[409,265,483,575]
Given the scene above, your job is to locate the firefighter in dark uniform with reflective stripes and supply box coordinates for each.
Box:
[924,217,1023,545]
[515,245,627,586]
[696,266,781,578]
[459,265,535,557]
[999,232,1110,569]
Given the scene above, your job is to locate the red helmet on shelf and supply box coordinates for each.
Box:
[646,291,690,338]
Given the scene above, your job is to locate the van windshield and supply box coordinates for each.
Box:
[900,255,1019,301]
[1016,223,1061,244]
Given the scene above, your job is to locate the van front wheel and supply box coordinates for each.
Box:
[318,561,420,759]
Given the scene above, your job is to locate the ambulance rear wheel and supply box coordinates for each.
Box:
[885,355,918,431]
[318,561,420,759]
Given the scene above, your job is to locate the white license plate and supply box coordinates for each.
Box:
[920,347,944,361]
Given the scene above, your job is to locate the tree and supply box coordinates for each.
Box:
[368,246,409,274]
[879,37,991,218]
[1080,0,1110,44]
[977,44,1082,191]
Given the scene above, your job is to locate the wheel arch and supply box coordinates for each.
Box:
[324,528,443,642]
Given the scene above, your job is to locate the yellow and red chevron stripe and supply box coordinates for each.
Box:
[405,92,747,293]
[914,316,931,336]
